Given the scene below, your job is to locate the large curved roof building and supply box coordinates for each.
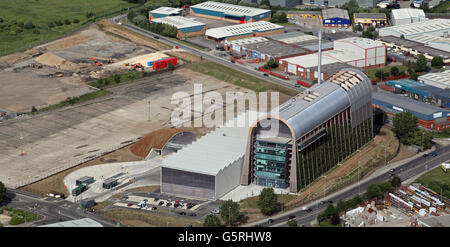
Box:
[241,68,374,193]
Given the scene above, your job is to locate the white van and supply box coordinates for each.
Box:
[137,200,147,209]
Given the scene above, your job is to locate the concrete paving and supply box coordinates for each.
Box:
[220,184,292,202]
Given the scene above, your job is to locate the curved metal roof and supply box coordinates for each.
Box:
[265,68,371,140]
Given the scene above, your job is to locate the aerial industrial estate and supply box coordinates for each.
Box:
[0,0,449,229]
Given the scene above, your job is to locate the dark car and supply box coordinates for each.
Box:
[328,200,333,204]
[154,197,159,202]
[306,208,313,212]
[158,201,164,206]
[187,205,193,209]
[152,207,157,210]
[423,153,429,157]
[432,153,438,157]
[174,203,180,208]
[166,202,172,207]
[154,36,159,39]
[188,213,197,217]
[288,215,296,220]
[267,219,274,224]
[320,201,326,205]
[178,212,187,215]
[263,73,269,76]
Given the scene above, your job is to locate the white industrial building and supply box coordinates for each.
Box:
[39,218,103,227]
[160,111,260,200]
[205,21,284,41]
[390,8,428,26]
[418,70,450,90]
[379,19,450,39]
[148,7,182,19]
[280,37,385,79]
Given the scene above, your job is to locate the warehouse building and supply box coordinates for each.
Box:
[307,0,383,8]
[243,0,301,8]
[385,79,450,108]
[161,112,258,200]
[321,8,350,27]
[205,21,284,42]
[148,7,182,19]
[390,8,428,26]
[279,10,322,19]
[225,37,308,62]
[373,91,450,130]
[241,69,373,192]
[379,19,450,39]
[280,37,385,78]
[354,13,387,27]
[190,1,271,23]
[266,31,334,52]
[418,70,450,90]
[150,16,206,38]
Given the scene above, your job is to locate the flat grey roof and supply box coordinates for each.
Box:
[242,40,307,58]
[267,31,307,41]
[419,215,450,227]
[322,8,349,20]
[294,40,334,51]
[414,45,450,58]
[77,176,93,181]
[373,91,446,115]
[377,36,422,48]
[39,218,103,227]
[309,62,359,75]
[354,13,386,20]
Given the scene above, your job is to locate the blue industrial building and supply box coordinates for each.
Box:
[322,8,351,27]
[149,7,182,19]
[386,79,450,108]
[190,1,271,23]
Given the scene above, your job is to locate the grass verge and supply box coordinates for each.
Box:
[414,166,450,199]
[1,207,40,225]
[366,65,409,80]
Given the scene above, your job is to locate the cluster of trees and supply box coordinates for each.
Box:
[203,199,241,227]
[335,175,401,214]
[48,19,79,29]
[0,19,39,35]
[392,111,433,150]
[317,204,341,226]
[263,58,278,69]
[0,181,5,205]
[128,9,178,38]
[270,12,288,23]
[361,26,378,40]
[431,56,444,69]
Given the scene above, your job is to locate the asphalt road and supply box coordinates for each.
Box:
[253,143,450,227]
[3,189,119,227]
[111,17,303,93]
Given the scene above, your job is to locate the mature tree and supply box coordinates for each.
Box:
[266,58,278,68]
[24,21,34,29]
[260,0,271,7]
[133,15,148,27]
[365,184,383,200]
[331,213,341,225]
[431,56,444,69]
[389,175,402,189]
[287,219,298,227]
[375,70,383,79]
[220,200,240,226]
[323,204,338,218]
[271,12,287,23]
[409,71,418,81]
[257,188,278,216]
[349,195,363,207]
[203,215,222,227]
[64,19,71,25]
[378,181,394,194]
[392,111,419,144]
[390,66,399,76]
[336,200,348,213]
[414,54,428,72]
[0,181,6,205]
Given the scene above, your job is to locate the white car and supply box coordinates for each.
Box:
[211,209,220,214]
[118,22,122,25]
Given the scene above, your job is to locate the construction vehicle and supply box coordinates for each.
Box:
[130,63,143,70]
[107,58,114,64]
[91,57,103,66]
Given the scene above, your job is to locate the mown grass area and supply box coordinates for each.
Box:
[414,166,450,199]
[0,0,140,56]
[1,207,40,225]
[426,1,450,13]
[366,65,409,80]
[32,89,112,113]
[99,208,202,227]
[431,129,450,139]
[188,61,298,96]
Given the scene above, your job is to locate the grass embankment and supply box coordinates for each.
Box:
[366,65,409,80]
[425,1,450,13]
[414,167,450,199]
[319,219,341,227]
[99,208,202,227]
[0,0,140,56]
[188,61,298,96]
[1,207,40,225]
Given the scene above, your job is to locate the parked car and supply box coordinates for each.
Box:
[158,201,164,206]
[211,209,220,214]
[187,205,193,209]
[423,153,429,157]
[288,215,296,220]
[166,202,172,207]
[127,203,133,207]
[152,207,157,210]
[154,197,159,202]
[263,73,269,76]
[154,36,159,39]
[178,212,186,215]
[390,169,395,173]
[328,200,333,204]
[174,203,180,208]
[320,201,326,205]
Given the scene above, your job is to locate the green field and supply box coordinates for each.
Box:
[414,166,450,199]
[0,0,141,56]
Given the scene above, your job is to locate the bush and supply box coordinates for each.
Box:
[390,66,399,76]
[24,21,34,29]
[54,20,63,26]
[9,216,25,225]
[73,19,80,24]
[113,74,121,83]
[33,29,40,34]
[203,215,222,227]
[64,19,71,25]
[86,11,95,18]
[48,22,55,28]
[31,106,37,112]
[431,56,444,69]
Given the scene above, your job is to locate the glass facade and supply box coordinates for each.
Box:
[253,140,290,189]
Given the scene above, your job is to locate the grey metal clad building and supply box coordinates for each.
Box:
[243,0,301,8]
[161,112,258,200]
[241,69,373,192]
[418,70,450,90]
[418,215,450,227]
[307,0,382,8]
[379,19,450,39]
[234,39,308,61]
[391,8,428,26]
